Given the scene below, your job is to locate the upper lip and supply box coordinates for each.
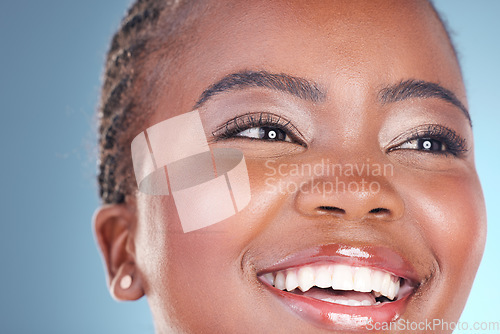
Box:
[256,243,420,283]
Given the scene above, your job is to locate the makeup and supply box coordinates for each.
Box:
[387,124,468,157]
[212,111,305,146]
[257,244,418,330]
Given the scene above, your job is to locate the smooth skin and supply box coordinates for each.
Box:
[95,0,486,333]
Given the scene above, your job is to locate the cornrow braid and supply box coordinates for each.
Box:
[98,0,195,204]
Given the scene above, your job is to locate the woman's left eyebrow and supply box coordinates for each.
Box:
[379,79,472,126]
[193,70,327,109]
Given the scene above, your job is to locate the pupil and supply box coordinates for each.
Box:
[419,138,442,151]
[262,127,285,140]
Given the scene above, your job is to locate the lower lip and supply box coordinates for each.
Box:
[264,284,411,331]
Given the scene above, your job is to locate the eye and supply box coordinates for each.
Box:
[398,138,447,152]
[387,124,469,157]
[212,112,305,146]
[236,126,293,142]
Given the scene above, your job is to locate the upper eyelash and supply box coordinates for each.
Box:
[212,117,467,156]
[211,112,305,145]
[388,124,469,156]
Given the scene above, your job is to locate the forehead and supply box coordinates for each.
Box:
[147,0,464,122]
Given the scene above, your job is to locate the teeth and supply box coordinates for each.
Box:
[265,263,402,302]
[334,299,350,306]
[393,278,400,298]
[353,267,372,292]
[315,265,333,288]
[261,272,274,286]
[285,270,299,291]
[275,271,286,290]
[348,300,362,306]
[387,280,396,300]
[387,275,400,300]
[371,269,385,293]
[297,266,315,292]
[380,272,392,299]
[331,264,353,290]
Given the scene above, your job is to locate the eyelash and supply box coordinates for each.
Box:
[212,112,305,146]
[388,124,469,157]
[213,115,467,157]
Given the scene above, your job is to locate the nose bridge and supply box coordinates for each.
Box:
[294,156,404,222]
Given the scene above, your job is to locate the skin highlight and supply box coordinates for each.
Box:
[95,1,486,333]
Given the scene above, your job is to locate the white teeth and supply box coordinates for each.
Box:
[353,267,372,293]
[275,271,286,290]
[387,280,396,300]
[265,263,402,302]
[387,276,400,300]
[334,299,350,306]
[380,272,392,299]
[315,265,333,288]
[285,270,299,291]
[331,264,353,290]
[262,273,274,286]
[371,270,385,294]
[393,278,400,298]
[347,299,362,306]
[297,266,315,292]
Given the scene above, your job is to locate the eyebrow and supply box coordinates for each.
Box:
[379,79,471,126]
[194,70,326,108]
[194,72,471,127]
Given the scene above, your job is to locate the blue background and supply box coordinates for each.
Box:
[0,1,498,333]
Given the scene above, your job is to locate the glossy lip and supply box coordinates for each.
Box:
[258,244,419,282]
[257,244,419,330]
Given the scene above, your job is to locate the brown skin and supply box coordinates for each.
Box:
[95,0,486,333]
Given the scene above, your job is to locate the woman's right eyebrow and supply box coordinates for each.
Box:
[193,70,327,109]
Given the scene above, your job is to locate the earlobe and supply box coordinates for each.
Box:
[93,205,145,301]
[110,261,145,301]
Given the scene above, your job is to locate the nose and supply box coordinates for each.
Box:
[294,175,404,222]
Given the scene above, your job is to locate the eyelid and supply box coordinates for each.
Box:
[211,112,307,146]
[386,124,469,157]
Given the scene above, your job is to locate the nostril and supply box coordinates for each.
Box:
[369,207,390,215]
[318,206,346,214]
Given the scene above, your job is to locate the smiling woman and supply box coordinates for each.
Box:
[94,0,486,333]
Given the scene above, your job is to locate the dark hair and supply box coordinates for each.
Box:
[97,0,459,204]
[97,0,198,204]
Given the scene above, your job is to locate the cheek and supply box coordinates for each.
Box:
[135,194,248,330]
[402,170,486,317]
[410,173,486,270]
[132,160,285,330]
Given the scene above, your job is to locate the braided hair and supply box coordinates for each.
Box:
[97,0,199,204]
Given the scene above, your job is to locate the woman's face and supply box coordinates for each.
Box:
[119,0,486,332]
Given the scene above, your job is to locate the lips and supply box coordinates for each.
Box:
[257,244,419,330]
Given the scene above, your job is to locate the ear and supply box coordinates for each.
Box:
[93,204,144,301]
